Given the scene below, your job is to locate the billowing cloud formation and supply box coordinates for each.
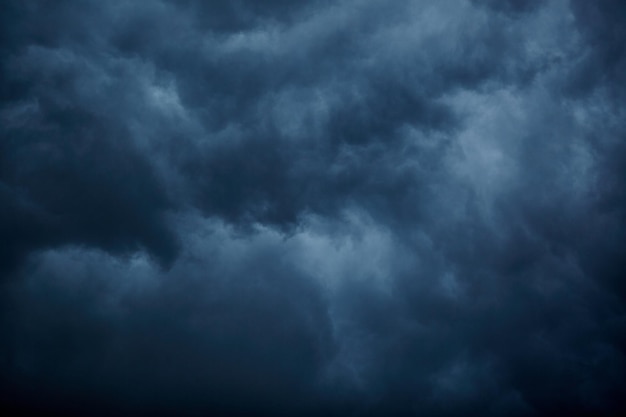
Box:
[1,0,625,416]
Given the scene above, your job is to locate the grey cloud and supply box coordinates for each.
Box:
[2,230,336,416]
[1,0,626,416]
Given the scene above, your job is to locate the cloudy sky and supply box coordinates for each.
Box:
[1,0,625,415]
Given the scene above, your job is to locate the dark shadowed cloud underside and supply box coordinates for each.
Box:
[1,1,625,416]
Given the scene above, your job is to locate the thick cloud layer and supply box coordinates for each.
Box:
[1,1,625,416]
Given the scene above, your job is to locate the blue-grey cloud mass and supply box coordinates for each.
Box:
[1,1,625,416]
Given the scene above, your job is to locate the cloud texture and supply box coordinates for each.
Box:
[1,0,625,415]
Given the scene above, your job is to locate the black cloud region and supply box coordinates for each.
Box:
[1,0,626,416]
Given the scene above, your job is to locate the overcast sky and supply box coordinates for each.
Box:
[1,1,625,416]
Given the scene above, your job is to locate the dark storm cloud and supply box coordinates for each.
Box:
[567,0,626,99]
[471,0,543,15]
[1,0,626,416]
[1,239,335,416]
